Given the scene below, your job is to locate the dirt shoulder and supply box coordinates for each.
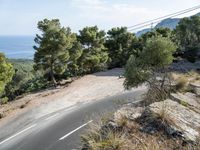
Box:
[0,68,146,128]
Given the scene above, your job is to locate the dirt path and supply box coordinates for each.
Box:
[0,68,146,128]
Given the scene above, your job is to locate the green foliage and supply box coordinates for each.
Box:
[105,27,139,68]
[141,36,176,69]
[4,59,34,100]
[68,37,83,76]
[124,36,176,89]
[78,26,108,73]
[175,16,200,61]
[124,55,150,89]
[1,97,8,105]
[24,77,49,92]
[140,28,172,42]
[34,19,76,85]
[0,53,14,96]
[4,59,48,100]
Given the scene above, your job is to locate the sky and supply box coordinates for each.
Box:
[0,0,200,35]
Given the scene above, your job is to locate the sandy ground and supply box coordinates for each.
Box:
[0,68,146,128]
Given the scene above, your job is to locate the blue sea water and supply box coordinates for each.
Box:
[0,36,35,59]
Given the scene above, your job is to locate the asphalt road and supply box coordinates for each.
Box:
[0,90,145,150]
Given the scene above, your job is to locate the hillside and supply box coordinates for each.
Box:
[81,61,200,149]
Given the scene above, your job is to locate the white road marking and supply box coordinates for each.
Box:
[133,100,143,104]
[0,124,37,145]
[84,101,91,105]
[64,105,77,112]
[45,113,60,121]
[59,120,93,141]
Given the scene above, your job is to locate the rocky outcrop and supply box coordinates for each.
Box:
[147,99,200,142]
[190,82,200,96]
[113,92,200,143]
[170,92,200,113]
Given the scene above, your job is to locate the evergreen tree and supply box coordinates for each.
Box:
[33,19,76,86]
[105,27,138,68]
[140,27,172,42]
[175,15,200,62]
[78,26,108,73]
[68,38,83,76]
[124,36,176,90]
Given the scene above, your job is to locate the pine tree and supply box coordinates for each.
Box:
[78,26,108,73]
[33,19,76,86]
[105,27,138,68]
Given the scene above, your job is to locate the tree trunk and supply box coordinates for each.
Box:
[50,66,57,87]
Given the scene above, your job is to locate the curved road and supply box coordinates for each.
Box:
[0,90,145,150]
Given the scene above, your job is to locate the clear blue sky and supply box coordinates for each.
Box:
[0,0,199,35]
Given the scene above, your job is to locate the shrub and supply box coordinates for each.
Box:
[1,97,8,105]
[25,77,49,93]
[0,112,4,119]
[0,53,14,96]
[187,56,196,63]
[4,59,34,100]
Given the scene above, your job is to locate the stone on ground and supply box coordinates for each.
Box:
[114,106,144,121]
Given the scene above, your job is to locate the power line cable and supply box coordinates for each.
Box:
[128,4,200,31]
[128,4,200,29]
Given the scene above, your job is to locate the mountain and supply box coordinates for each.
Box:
[136,28,151,37]
[136,12,200,36]
[155,18,180,29]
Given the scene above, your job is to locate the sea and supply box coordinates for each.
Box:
[0,36,35,59]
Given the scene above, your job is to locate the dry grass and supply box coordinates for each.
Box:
[170,71,200,92]
[81,112,199,150]
[171,71,200,84]
[81,120,129,150]
[175,77,188,92]
[144,84,169,106]
[115,114,128,127]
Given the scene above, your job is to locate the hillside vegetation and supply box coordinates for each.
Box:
[81,16,200,150]
[1,14,200,106]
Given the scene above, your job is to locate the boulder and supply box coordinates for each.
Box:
[114,106,144,122]
[170,92,200,113]
[189,83,200,96]
[147,99,200,142]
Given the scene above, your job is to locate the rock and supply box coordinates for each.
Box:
[114,106,144,122]
[170,92,200,113]
[147,99,200,142]
[140,125,157,135]
[104,121,119,130]
[189,83,200,96]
